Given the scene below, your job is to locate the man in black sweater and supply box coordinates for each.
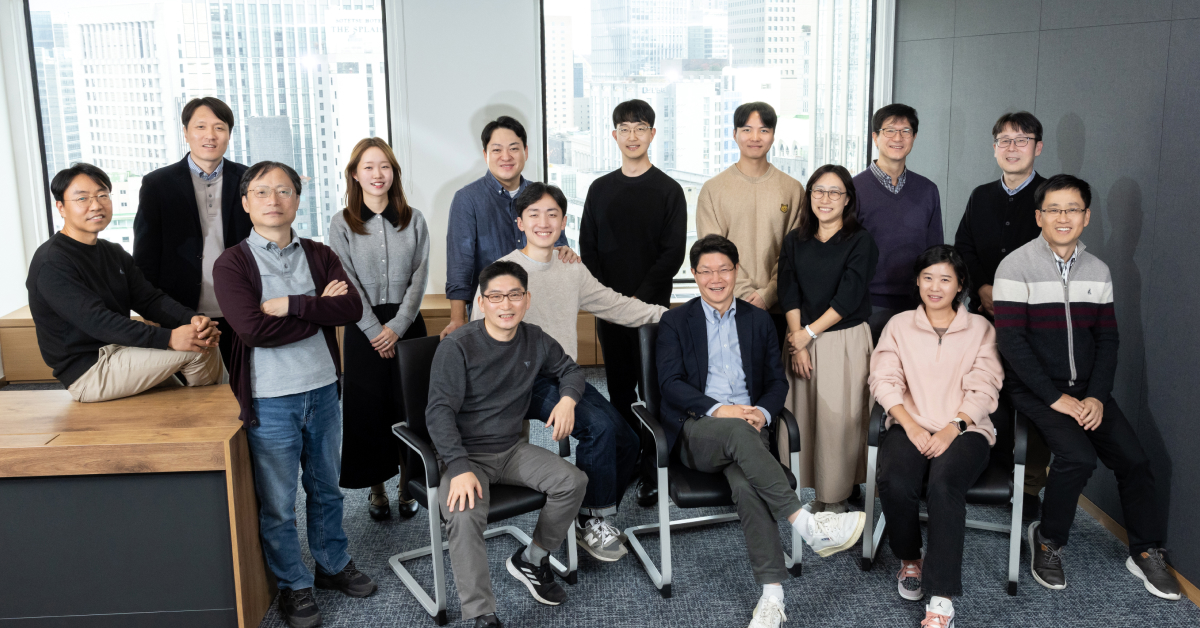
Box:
[134,97,250,369]
[579,99,687,507]
[27,163,222,402]
[953,111,1050,521]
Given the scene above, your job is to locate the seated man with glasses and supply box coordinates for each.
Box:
[27,162,222,402]
[993,174,1181,600]
[429,260,589,628]
[657,235,867,628]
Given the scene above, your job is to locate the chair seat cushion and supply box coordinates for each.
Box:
[963,454,1015,505]
[408,480,549,524]
[668,460,798,509]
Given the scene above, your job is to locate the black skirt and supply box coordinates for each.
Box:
[339,304,427,489]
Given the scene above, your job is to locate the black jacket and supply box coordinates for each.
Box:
[133,154,251,310]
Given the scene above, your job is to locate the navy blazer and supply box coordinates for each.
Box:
[133,154,251,311]
[656,297,788,454]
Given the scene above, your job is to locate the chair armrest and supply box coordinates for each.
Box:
[392,422,440,488]
[632,401,669,469]
[1013,410,1029,466]
[868,403,886,448]
[778,408,800,457]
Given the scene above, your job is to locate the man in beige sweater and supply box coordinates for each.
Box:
[696,102,803,341]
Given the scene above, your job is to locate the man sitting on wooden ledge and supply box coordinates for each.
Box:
[26,162,222,402]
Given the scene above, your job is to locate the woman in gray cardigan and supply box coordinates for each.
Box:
[328,137,430,520]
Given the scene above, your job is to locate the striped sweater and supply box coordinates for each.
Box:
[992,236,1119,406]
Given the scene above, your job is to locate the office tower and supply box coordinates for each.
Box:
[547,15,574,132]
[30,12,82,178]
[810,0,871,170]
[591,0,688,78]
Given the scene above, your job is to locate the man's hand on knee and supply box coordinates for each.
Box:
[170,323,211,352]
[191,316,220,347]
[447,472,483,512]
[1050,394,1085,422]
[546,397,577,441]
[1079,397,1105,430]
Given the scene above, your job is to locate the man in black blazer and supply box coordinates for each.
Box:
[134,97,250,368]
[656,235,865,628]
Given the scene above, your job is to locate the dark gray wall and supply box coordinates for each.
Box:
[893,0,1200,584]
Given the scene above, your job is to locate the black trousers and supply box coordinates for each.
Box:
[1007,383,1161,555]
[595,319,649,476]
[877,425,991,597]
[339,306,427,490]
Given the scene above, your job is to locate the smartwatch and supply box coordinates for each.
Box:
[804,325,819,340]
[950,418,967,435]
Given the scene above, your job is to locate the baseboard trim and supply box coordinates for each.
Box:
[1078,495,1198,605]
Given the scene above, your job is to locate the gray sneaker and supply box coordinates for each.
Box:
[576,516,628,562]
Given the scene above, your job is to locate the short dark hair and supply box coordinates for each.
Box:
[1035,174,1091,209]
[181,97,235,129]
[913,245,970,311]
[689,234,740,270]
[612,99,655,128]
[514,182,568,216]
[871,103,919,135]
[479,260,529,293]
[50,163,111,202]
[795,164,863,241]
[240,161,303,198]
[733,101,778,130]
[481,116,527,150]
[992,111,1042,142]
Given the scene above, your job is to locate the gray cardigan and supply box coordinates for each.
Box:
[327,207,430,339]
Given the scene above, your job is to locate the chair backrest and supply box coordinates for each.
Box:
[637,324,661,417]
[395,335,441,443]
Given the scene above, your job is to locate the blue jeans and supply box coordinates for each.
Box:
[248,382,351,590]
[525,375,639,517]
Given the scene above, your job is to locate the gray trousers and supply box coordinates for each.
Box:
[678,417,804,585]
[438,442,588,619]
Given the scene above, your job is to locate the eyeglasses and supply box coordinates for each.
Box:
[1038,208,1087,217]
[616,126,652,138]
[250,187,295,199]
[694,268,735,279]
[810,188,845,201]
[482,290,527,304]
[69,194,112,204]
[995,137,1036,149]
[879,128,914,139]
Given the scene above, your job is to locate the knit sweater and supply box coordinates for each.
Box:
[696,163,804,308]
[869,305,1004,446]
[993,236,1118,406]
[470,250,667,361]
[854,168,944,310]
[953,174,1046,316]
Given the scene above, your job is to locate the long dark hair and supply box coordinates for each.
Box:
[795,164,861,241]
[912,245,971,310]
[343,137,412,236]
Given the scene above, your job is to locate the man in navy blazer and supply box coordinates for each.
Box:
[656,235,866,628]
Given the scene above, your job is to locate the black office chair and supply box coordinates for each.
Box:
[623,323,804,598]
[387,336,578,626]
[860,396,1029,595]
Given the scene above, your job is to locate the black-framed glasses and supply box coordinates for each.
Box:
[879,128,913,138]
[482,290,527,304]
[1038,208,1086,217]
[994,137,1035,149]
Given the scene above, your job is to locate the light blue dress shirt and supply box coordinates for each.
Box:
[1000,170,1036,196]
[700,299,771,425]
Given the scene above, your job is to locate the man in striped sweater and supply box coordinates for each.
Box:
[993,174,1180,600]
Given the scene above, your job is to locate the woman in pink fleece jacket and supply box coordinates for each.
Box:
[868,245,1004,628]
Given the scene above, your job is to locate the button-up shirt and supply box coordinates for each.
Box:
[187,153,224,181]
[1054,244,1078,284]
[700,299,771,424]
[444,171,567,301]
[870,160,907,194]
[1000,170,1036,196]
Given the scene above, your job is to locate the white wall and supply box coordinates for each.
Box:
[385,0,544,294]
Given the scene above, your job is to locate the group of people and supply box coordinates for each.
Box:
[23,92,1182,628]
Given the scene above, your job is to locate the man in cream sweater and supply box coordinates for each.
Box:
[473,182,666,563]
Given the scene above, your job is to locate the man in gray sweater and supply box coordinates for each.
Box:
[427,261,588,628]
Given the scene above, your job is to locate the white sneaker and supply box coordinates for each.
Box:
[575,517,628,562]
[806,511,866,557]
[920,598,955,627]
[747,595,787,628]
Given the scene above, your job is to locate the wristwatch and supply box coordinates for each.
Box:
[950,418,967,435]
[804,325,819,340]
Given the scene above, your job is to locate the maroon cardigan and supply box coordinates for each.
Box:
[214,238,363,427]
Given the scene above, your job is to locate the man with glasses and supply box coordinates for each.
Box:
[214,162,377,628]
[696,101,803,345]
[428,260,589,628]
[993,174,1181,601]
[27,163,222,402]
[854,103,944,343]
[580,99,687,507]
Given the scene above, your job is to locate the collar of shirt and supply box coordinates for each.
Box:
[483,170,527,200]
[1000,170,1037,196]
[870,160,906,194]
[700,297,737,324]
[359,203,400,228]
[248,228,300,253]
[187,154,224,182]
[1040,234,1082,282]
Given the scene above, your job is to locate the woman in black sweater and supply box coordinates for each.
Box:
[779,164,879,513]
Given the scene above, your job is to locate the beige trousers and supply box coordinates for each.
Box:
[782,321,874,503]
[67,344,222,403]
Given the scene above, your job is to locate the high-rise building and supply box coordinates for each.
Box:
[546,16,574,132]
[810,0,871,171]
[30,12,82,177]
[591,0,688,78]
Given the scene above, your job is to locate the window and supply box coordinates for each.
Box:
[543,0,874,299]
[28,0,390,251]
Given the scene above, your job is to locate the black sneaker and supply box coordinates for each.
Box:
[314,559,378,598]
[506,547,567,605]
[473,613,503,627]
[278,588,322,628]
[1127,549,1183,600]
[1027,521,1066,590]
